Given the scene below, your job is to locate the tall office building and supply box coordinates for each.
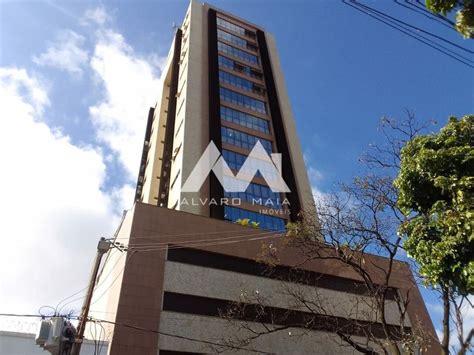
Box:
[91,3,439,354]
[134,0,313,230]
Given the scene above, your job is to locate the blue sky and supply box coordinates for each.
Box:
[0,0,472,341]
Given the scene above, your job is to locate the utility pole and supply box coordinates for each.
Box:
[71,238,111,355]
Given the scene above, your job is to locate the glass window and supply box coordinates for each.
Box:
[217,29,257,52]
[223,206,286,231]
[219,87,266,114]
[221,106,270,134]
[221,149,281,183]
[218,42,258,65]
[221,126,272,153]
[219,70,265,96]
[218,55,263,80]
[217,17,256,39]
[224,182,281,207]
[217,29,247,48]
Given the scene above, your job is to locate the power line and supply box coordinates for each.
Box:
[342,0,474,68]
[56,222,129,314]
[55,286,89,314]
[354,0,473,55]
[59,231,281,314]
[85,316,271,354]
[126,229,280,249]
[90,232,281,306]
[127,234,281,253]
[394,0,457,31]
[0,313,44,318]
[412,0,457,27]
[344,0,474,64]
[112,227,278,240]
[89,252,138,307]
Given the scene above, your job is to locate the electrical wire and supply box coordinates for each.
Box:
[342,0,474,68]
[347,0,474,63]
[55,214,128,315]
[394,0,457,31]
[89,232,281,307]
[88,318,97,355]
[354,0,473,55]
[97,321,106,355]
[125,233,281,253]
[126,229,281,249]
[90,230,281,307]
[84,316,271,354]
[89,251,138,307]
[112,227,278,240]
[58,229,282,322]
[38,306,56,317]
[55,287,89,314]
[0,313,44,318]
[413,0,457,27]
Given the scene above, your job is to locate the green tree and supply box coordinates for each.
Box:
[425,0,474,38]
[395,115,474,354]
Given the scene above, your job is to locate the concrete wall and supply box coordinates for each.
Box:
[163,260,411,326]
[158,311,379,354]
[169,1,210,216]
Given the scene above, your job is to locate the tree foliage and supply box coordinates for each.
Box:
[425,0,474,38]
[395,115,474,295]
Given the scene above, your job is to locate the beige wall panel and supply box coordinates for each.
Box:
[163,261,410,326]
[265,33,315,215]
[158,311,381,354]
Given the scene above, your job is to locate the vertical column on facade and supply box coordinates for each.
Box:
[158,29,183,207]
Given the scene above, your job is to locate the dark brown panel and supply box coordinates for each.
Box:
[208,9,225,220]
[135,107,155,202]
[256,30,301,220]
[163,291,410,340]
[158,29,183,207]
[167,246,397,300]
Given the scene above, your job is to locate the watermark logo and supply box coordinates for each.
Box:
[181,141,290,193]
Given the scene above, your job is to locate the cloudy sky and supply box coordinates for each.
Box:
[0,0,472,341]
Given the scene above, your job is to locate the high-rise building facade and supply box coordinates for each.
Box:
[91,3,440,354]
[135,0,313,230]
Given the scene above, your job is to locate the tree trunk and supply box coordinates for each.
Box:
[441,286,450,355]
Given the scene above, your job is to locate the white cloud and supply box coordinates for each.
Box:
[33,30,89,76]
[81,6,112,26]
[0,6,164,332]
[308,166,324,183]
[0,67,121,325]
[303,153,327,204]
[89,28,163,180]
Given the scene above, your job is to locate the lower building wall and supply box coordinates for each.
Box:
[162,260,410,326]
[158,311,379,354]
[95,202,439,355]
